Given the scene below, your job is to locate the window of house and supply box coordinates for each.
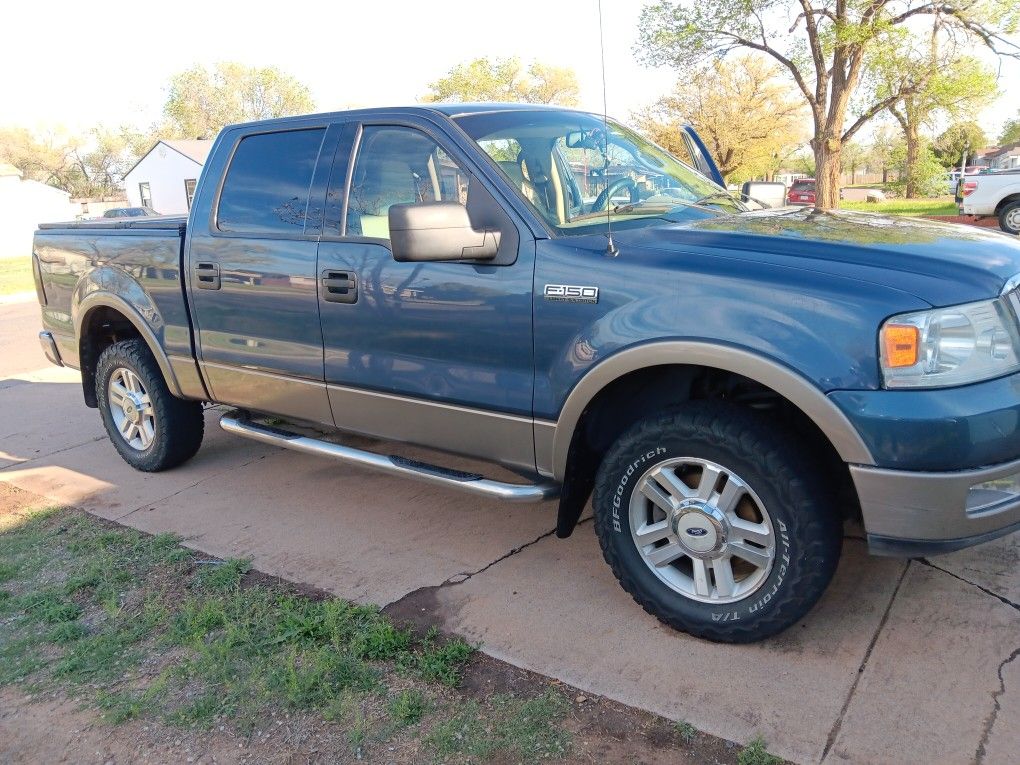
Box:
[138,182,151,209]
[346,126,469,239]
[217,128,326,235]
[184,179,197,210]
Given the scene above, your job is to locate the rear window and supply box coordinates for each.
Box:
[217,128,325,235]
[791,180,815,190]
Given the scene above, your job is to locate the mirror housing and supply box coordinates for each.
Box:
[740,181,787,210]
[388,202,500,262]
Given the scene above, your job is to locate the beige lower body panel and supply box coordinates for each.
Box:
[327,384,536,472]
[200,362,334,427]
[168,354,209,401]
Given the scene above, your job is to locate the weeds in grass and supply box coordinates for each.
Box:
[0,507,582,761]
[738,736,783,765]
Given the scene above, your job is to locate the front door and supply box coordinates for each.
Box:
[316,119,537,471]
[186,123,339,425]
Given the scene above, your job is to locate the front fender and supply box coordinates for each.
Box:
[545,340,875,482]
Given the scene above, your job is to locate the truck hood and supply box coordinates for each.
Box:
[618,207,1020,306]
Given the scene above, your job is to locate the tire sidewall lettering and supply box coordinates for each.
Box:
[612,447,666,533]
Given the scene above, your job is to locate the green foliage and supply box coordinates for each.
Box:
[422,57,579,106]
[160,63,315,139]
[1000,113,1020,146]
[839,198,957,215]
[934,122,989,168]
[195,557,251,590]
[738,736,783,765]
[388,688,431,726]
[403,627,475,686]
[674,719,698,744]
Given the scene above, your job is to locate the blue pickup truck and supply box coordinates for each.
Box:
[31,104,1020,643]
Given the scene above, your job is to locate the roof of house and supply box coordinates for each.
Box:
[984,142,1020,160]
[122,139,213,179]
[162,139,213,164]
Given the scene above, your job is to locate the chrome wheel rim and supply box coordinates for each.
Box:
[629,457,775,604]
[108,367,155,451]
[1007,208,1020,232]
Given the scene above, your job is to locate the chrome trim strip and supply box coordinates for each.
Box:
[1001,272,1020,295]
[220,412,559,503]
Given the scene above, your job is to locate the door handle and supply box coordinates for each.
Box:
[321,269,357,303]
[195,262,221,290]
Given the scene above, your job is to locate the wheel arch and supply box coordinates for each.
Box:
[995,193,1020,215]
[546,341,874,538]
[75,292,183,407]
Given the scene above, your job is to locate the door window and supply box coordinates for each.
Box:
[346,126,470,239]
[217,128,326,235]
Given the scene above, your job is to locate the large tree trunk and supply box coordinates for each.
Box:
[904,125,920,199]
[812,138,842,210]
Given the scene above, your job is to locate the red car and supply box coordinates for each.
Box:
[787,178,816,205]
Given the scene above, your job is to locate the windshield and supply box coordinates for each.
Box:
[455,110,743,235]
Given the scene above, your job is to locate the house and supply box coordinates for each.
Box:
[977,143,1020,170]
[122,139,212,215]
[0,163,77,258]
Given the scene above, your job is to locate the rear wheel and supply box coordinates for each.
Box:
[999,200,1020,235]
[592,402,842,643]
[96,339,204,472]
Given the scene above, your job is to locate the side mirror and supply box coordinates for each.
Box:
[388,202,500,262]
[740,181,787,209]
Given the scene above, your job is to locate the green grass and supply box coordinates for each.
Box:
[0,507,574,760]
[0,257,34,296]
[738,736,784,765]
[838,198,958,216]
[674,719,698,744]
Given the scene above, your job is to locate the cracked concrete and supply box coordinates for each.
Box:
[4,294,1020,764]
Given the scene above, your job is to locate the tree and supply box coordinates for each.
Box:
[634,55,807,184]
[840,140,867,185]
[866,124,904,183]
[422,57,580,105]
[160,63,315,139]
[871,31,997,197]
[933,121,988,168]
[1000,113,1020,145]
[0,125,147,198]
[637,1,1020,209]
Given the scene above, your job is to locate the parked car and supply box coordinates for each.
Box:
[947,167,988,196]
[957,169,1020,234]
[102,207,160,218]
[32,104,1020,643]
[786,178,816,205]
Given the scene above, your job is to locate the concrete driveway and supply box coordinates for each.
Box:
[2,293,1018,764]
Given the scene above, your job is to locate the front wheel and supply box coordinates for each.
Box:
[96,339,205,472]
[999,201,1020,236]
[592,403,842,643]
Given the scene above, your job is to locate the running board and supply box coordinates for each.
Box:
[219,412,559,503]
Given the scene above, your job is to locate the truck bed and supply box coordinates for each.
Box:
[37,215,187,232]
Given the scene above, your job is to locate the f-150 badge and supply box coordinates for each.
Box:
[544,284,599,304]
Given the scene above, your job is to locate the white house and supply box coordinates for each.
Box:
[0,163,76,258]
[123,139,212,215]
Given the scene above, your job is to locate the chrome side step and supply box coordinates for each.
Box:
[219,412,560,503]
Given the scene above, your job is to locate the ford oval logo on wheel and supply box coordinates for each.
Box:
[686,527,708,537]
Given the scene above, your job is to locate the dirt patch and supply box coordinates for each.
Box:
[924,214,1004,229]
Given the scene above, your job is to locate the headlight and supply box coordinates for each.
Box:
[879,298,1020,388]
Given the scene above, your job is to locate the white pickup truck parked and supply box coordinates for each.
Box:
[957,169,1020,235]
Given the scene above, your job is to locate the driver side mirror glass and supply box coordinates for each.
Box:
[388,201,501,263]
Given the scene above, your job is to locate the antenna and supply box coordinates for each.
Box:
[597,0,619,257]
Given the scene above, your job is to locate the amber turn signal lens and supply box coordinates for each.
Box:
[883,324,919,367]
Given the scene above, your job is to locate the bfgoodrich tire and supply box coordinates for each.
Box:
[592,402,842,643]
[96,339,205,472]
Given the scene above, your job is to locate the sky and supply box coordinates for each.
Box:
[2,0,1018,142]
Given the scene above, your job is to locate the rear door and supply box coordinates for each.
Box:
[186,121,341,425]
[315,116,538,471]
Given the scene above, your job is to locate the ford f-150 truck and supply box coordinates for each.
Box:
[957,168,1020,235]
[32,104,1020,643]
